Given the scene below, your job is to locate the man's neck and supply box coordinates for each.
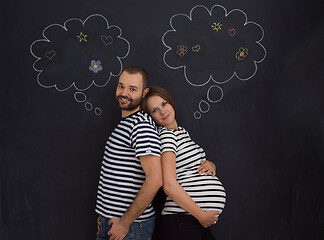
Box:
[121,106,141,118]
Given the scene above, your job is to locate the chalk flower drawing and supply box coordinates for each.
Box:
[30,14,131,115]
[176,45,188,57]
[211,22,222,31]
[162,4,267,119]
[30,14,130,92]
[236,47,248,61]
[162,5,267,86]
[89,60,103,73]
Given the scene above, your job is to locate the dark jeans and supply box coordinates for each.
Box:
[97,216,155,240]
[159,213,216,240]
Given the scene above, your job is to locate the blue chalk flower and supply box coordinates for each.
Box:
[89,60,102,73]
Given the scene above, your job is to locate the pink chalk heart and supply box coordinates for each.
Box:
[45,50,56,60]
[101,35,113,46]
[228,28,236,37]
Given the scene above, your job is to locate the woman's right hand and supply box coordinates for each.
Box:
[198,210,219,228]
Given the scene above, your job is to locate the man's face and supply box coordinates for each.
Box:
[116,71,145,111]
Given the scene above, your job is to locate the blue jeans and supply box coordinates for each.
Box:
[97,216,155,240]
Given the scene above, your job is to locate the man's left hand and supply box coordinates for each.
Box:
[108,218,129,240]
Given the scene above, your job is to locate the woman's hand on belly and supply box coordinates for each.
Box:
[198,210,220,228]
[197,160,216,177]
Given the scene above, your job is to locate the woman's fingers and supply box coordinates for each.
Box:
[197,161,216,177]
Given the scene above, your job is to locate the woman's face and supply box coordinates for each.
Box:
[146,95,177,129]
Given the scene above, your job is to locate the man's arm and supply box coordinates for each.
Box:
[108,154,162,239]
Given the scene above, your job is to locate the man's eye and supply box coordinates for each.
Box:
[130,88,136,92]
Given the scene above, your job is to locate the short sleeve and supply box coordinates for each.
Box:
[131,121,161,158]
[159,129,177,154]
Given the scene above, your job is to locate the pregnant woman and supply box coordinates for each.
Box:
[141,86,226,240]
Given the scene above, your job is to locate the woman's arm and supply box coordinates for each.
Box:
[161,151,219,228]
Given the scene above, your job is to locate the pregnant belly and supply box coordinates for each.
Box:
[180,174,226,214]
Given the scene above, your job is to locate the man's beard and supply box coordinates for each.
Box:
[116,95,142,111]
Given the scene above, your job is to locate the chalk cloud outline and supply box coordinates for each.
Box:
[162,4,267,87]
[30,14,130,92]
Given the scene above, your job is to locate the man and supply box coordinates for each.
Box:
[96,66,162,240]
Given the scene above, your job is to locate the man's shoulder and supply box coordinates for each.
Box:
[131,110,156,127]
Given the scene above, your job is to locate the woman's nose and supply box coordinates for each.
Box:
[160,109,166,116]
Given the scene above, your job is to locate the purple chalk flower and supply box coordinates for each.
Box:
[89,60,102,73]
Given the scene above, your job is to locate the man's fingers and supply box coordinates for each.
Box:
[109,217,119,225]
[97,216,101,235]
[109,235,115,240]
[109,236,116,240]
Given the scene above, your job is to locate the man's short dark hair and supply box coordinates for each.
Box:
[123,66,148,90]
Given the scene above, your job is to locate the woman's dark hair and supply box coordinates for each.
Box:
[141,86,177,119]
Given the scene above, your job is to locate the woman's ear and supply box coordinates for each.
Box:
[142,88,149,98]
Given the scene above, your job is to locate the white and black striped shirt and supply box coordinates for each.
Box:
[95,110,161,221]
[159,126,226,215]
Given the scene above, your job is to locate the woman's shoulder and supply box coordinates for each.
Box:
[158,126,185,134]
[158,126,173,134]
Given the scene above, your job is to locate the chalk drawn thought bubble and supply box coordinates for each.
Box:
[162,5,267,86]
[30,14,130,92]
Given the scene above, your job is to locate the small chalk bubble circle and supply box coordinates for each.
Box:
[74,92,87,103]
[194,111,201,119]
[94,108,102,115]
[199,100,210,113]
[85,102,93,111]
[207,85,223,103]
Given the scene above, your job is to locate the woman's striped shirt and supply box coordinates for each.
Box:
[159,126,226,215]
[95,110,161,221]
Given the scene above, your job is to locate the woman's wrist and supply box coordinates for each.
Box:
[194,209,206,222]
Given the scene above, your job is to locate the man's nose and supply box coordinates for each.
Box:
[120,88,128,95]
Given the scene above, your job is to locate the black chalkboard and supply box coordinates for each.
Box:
[1,0,323,239]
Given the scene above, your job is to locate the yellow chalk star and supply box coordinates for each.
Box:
[77,32,87,42]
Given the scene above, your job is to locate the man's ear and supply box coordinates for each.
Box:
[142,88,149,98]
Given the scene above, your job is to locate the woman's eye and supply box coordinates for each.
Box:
[162,101,167,107]
[152,108,157,113]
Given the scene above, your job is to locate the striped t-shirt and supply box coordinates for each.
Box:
[159,126,226,215]
[95,110,161,221]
